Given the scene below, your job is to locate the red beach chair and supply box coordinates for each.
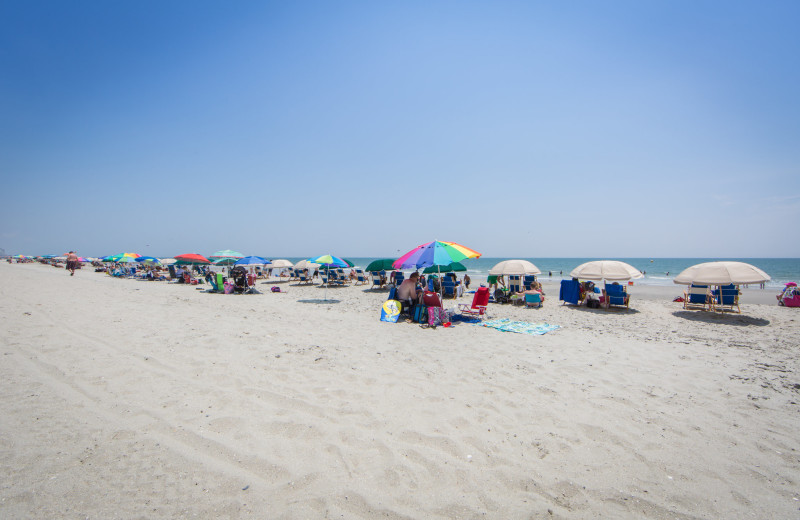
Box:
[458,287,490,319]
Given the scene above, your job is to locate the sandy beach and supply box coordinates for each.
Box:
[1,262,798,519]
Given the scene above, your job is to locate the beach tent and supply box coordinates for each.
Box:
[672,261,770,286]
[489,260,542,276]
[569,260,643,281]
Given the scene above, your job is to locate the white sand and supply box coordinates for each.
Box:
[1,262,798,519]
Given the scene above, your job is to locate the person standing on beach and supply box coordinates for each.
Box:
[66,251,78,276]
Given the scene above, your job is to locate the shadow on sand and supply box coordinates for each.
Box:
[298,299,341,304]
[672,310,770,327]
[561,304,641,315]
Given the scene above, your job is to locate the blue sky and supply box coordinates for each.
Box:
[1,1,798,258]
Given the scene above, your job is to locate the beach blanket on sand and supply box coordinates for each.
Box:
[475,318,560,336]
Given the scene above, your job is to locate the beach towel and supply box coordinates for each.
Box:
[475,318,560,336]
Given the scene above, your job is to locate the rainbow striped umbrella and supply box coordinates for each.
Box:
[393,240,481,270]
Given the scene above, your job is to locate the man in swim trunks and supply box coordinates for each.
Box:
[66,251,78,276]
[397,271,422,311]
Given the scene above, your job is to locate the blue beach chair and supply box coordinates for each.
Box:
[604,283,630,309]
[442,278,457,298]
[683,284,713,311]
[524,293,542,308]
[560,279,581,305]
[714,284,740,313]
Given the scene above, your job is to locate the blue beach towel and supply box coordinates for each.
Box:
[475,318,560,336]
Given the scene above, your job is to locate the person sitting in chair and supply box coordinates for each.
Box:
[397,272,423,312]
[522,283,545,304]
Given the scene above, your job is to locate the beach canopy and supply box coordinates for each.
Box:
[235,256,268,265]
[489,259,542,276]
[173,253,211,264]
[267,259,294,268]
[365,259,396,272]
[673,261,771,286]
[423,261,466,274]
[393,240,481,270]
[209,250,244,259]
[570,260,643,281]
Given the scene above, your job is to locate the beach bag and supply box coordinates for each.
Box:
[428,307,446,327]
[381,300,402,323]
[271,286,281,293]
[224,282,234,294]
[587,299,600,309]
[413,305,428,324]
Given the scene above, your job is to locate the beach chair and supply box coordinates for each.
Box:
[559,279,581,305]
[683,284,713,311]
[715,284,740,313]
[393,271,405,287]
[206,272,219,292]
[371,272,383,289]
[320,271,329,286]
[298,271,308,284]
[524,293,542,308]
[355,269,367,286]
[458,287,490,319]
[442,278,457,298]
[604,283,629,309]
[523,275,537,290]
[508,275,522,294]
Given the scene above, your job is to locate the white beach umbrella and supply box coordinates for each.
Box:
[673,261,770,285]
[267,259,294,268]
[570,260,644,281]
[489,259,542,276]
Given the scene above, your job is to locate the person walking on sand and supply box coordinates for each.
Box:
[66,251,78,276]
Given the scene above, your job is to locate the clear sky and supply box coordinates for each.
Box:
[1,1,798,259]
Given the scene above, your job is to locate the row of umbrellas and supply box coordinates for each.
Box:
[98,244,772,287]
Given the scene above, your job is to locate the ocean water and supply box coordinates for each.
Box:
[294,257,799,289]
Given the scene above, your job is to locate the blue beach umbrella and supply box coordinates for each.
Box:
[234,256,268,265]
[135,256,161,265]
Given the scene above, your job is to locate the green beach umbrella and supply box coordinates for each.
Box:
[366,258,396,272]
[209,249,244,259]
[213,258,237,266]
[423,261,466,274]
